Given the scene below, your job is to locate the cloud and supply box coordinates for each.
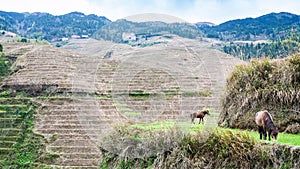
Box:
[0,0,98,15]
[182,0,300,24]
[1,0,300,24]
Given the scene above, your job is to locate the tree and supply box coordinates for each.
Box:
[0,43,3,52]
[20,38,27,43]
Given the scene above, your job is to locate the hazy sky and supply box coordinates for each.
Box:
[1,0,300,24]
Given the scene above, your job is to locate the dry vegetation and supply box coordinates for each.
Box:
[219,54,300,133]
[99,125,300,169]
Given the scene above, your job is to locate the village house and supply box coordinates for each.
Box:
[122,32,136,42]
[61,37,69,41]
[81,35,89,39]
[71,35,81,39]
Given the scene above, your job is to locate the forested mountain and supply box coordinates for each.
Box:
[200,12,300,41]
[1,10,300,60]
[223,33,300,60]
[198,12,300,60]
[93,19,201,43]
[1,10,300,44]
[0,11,110,41]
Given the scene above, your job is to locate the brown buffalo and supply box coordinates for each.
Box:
[255,110,278,141]
[191,110,210,124]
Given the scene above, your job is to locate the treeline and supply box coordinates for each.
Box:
[93,19,201,43]
[223,33,300,60]
[200,12,300,42]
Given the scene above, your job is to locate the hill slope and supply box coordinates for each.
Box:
[1,36,243,167]
[93,19,202,43]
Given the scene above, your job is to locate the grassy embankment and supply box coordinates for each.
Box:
[132,121,300,146]
[220,54,300,133]
[100,122,300,168]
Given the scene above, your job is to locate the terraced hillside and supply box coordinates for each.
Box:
[0,98,30,163]
[1,36,243,168]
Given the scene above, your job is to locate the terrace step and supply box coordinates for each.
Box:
[35,120,111,125]
[50,139,99,147]
[50,158,100,167]
[37,115,112,121]
[0,136,20,142]
[49,146,100,154]
[35,129,107,135]
[50,134,100,140]
[0,140,16,147]
[0,128,21,136]
[59,153,101,159]
[0,147,13,154]
[0,112,21,118]
[49,165,99,169]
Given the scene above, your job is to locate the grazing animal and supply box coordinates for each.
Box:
[255,110,278,141]
[191,110,210,124]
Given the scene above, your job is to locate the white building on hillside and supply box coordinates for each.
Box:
[122,32,136,42]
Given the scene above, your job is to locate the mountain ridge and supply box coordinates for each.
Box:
[201,12,300,41]
[0,10,111,41]
[1,11,300,43]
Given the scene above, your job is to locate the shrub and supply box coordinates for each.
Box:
[219,54,300,133]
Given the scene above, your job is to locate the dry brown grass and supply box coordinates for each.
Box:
[219,54,300,133]
[99,125,300,168]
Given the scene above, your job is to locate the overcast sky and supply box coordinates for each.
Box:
[1,0,300,24]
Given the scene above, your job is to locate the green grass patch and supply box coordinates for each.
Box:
[0,104,27,108]
[161,89,180,94]
[123,112,141,117]
[128,92,151,99]
[276,132,300,146]
[112,103,128,107]
[221,128,300,147]
[0,90,11,97]
[131,121,178,130]
[131,121,217,132]
[100,123,296,169]
[130,121,300,147]
[181,90,213,97]
[0,96,58,168]
[118,107,132,112]
[197,90,213,97]
[0,53,12,81]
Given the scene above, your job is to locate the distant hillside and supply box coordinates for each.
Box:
[93,19,202,43]
[200,12,300,41]
[2,9,300,52]
[223,33,300,60]
[0,11,111,41]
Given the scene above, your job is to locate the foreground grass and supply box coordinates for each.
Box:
[100,123,300,169]
[225,128,300,146]
[131,121,300,146]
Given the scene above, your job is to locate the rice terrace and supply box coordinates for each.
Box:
[0,8,300,169]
